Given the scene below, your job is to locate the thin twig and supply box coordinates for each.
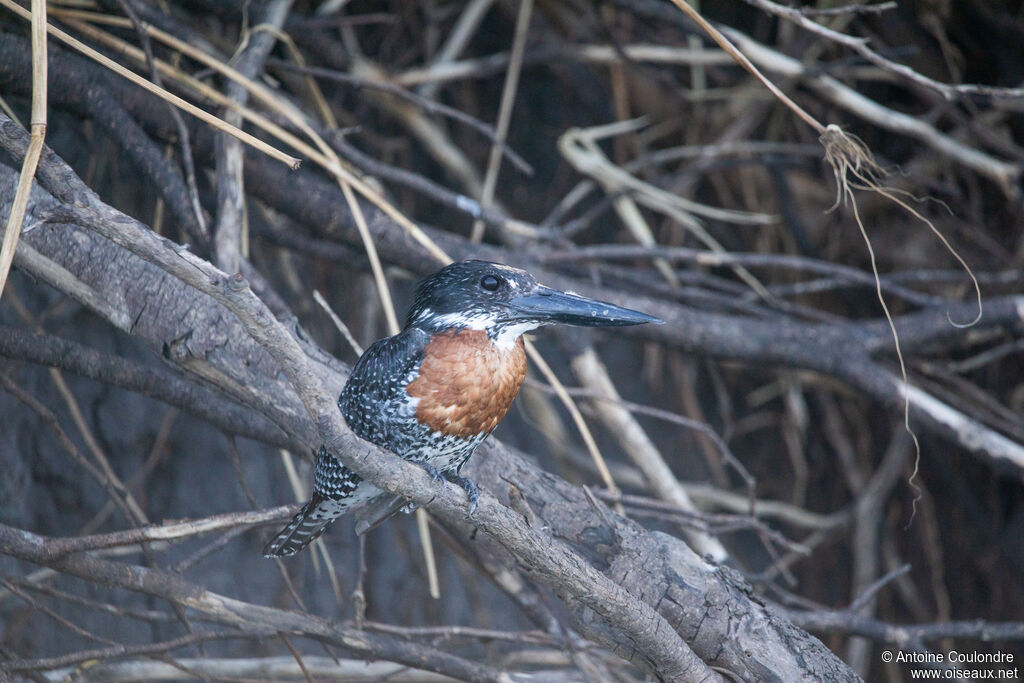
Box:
[313,289,364,355]
[744,0,1024,100]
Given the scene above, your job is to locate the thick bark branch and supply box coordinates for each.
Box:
[0,523,506,683]
[467,440,860,682]
[0,325,302,451]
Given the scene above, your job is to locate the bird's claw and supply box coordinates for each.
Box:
[443,473,479,516]
[412,459,446,486]
[410,462,478,515]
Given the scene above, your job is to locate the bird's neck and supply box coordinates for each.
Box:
[489,321,541,350]
[414,315,541,351]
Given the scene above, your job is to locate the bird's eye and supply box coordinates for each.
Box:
[480,275,501,292]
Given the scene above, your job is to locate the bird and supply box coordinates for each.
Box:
[263,260,661,558]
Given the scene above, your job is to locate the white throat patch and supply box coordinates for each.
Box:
[431,311,496,331]
[492,321,542,350]
[429,312,541,350]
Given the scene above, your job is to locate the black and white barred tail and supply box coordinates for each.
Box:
[263,495,343,558]
[264,447,378,558]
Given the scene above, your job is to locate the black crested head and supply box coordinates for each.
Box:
[406,260,537,331]
[406,260,663,342]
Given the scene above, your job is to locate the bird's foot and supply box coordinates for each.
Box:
[442,472,479,515]
[411,459,447,486]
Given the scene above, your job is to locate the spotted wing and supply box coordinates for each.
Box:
[264,331,430,559]
[339,327,430,454]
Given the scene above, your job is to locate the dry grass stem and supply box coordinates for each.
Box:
[0,0,46,302]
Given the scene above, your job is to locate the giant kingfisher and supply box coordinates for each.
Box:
[264,260,661,557]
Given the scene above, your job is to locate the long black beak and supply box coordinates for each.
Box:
[509,286,663,326]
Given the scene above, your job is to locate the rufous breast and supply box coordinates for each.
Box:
[407,329,527,438]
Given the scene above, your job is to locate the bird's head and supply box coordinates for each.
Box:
[406,260,662,347]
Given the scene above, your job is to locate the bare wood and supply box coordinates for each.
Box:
[214,0,293,275]
[666,0,826,134]
[0,4,1020,677]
